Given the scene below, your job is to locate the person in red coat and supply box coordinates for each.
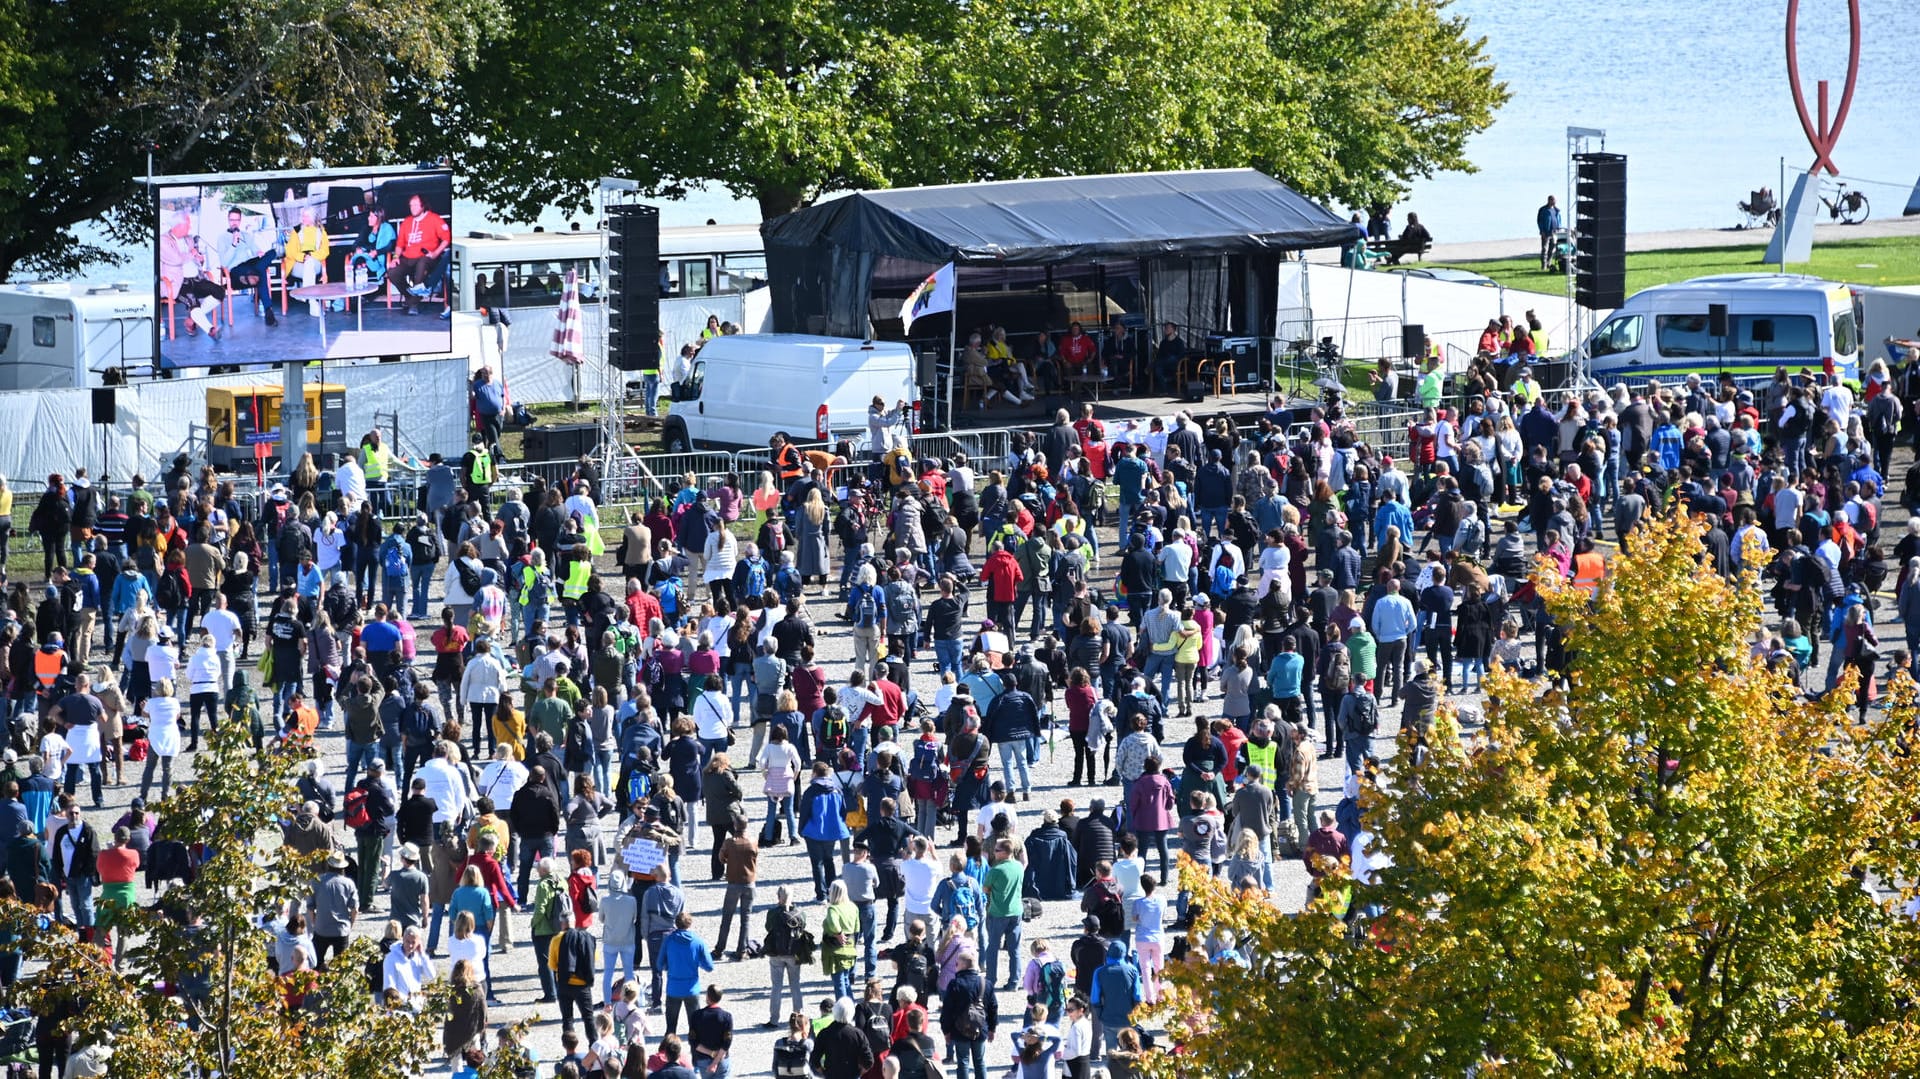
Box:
[980,541,1024,630]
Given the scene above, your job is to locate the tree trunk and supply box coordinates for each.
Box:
[756,186,809,222]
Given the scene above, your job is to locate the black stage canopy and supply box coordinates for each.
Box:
[763,169,1361,337]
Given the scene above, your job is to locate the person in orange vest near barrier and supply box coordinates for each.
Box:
[1570,537,1606,597]
[770,432,803,485]
[35,633,69,702]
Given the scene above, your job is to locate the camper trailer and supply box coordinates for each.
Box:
[0,282,157,389]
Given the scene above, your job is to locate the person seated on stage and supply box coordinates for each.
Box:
[963,332,1002,408]
[395,193,453,319]
[352,207,398,284]
[217,207,278,328]
[1505,330,1537,363]
[283,205,331,316]
[1154,322,1186,394]
[160,216,229,340]
[1058,321,1098,379]
[985,327,1033,405]
[1102,316,1134,384]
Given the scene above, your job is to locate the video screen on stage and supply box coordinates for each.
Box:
[154,169,454,368]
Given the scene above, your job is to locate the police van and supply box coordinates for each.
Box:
[1583,274,1860,384]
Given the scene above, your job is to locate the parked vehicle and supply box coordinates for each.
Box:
[1582,273,1860,383]
[658,334,919,452]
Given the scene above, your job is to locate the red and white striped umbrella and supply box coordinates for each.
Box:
[550,267,584,366]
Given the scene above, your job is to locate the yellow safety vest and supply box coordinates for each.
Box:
[363,443,390,482]
[562,559,591,600]
[518,563,540,606]
[1530,329,1549,355]
[470,448,495,485]
[1244,739,1278,784]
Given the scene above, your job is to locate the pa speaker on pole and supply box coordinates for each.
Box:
[1401,324,1425,359]
[91,388,117,426]
[1709,303,1729,338]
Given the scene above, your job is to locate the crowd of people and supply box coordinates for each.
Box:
[1,340,1914,1078]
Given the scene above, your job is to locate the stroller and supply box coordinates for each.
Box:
[1737,187,1781,229]
[0,1008,35,1076]
[1546,228,1575,274]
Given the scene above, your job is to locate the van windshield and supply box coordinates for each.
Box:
[1655,313,1817,357]
[1589,315,1641,357]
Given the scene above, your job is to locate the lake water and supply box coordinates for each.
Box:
[72,0,1920,281]
[1401,0,1920,240]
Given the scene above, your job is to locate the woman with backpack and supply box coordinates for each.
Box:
[771,1011,813,1078]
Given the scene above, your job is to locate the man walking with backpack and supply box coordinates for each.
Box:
[846,568,887,675]
[1337,680,1380,774]
[398,683,443,791]
[940,952,997,1079]
[931,854,985,942]
[760,884,810,1027]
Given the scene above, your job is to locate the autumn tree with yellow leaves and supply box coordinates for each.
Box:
[1149,513,1920,1077]
[1,712,446,1078]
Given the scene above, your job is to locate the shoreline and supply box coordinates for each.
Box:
[1303,215,1920,266]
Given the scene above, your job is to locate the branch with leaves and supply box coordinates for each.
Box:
[1148,512,1920,1078]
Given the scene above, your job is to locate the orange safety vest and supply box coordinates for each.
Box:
[774,444,802,483]
[1571,550,1606,594]
[33,649,65,689]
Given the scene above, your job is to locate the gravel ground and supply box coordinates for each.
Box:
[67,474,1873,1076]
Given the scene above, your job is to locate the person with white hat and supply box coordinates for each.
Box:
[311,849,359,970]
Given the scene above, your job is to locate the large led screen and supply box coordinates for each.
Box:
[155,169,453,367]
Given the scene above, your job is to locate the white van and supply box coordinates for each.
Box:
[659,334,919,452]
[1583,274,1860,384]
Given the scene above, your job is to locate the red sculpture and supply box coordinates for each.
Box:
[1785,0,1861,177]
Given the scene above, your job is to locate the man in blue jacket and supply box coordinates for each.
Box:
[1536,195,1561,269]
[1193,449,1235,540]
[984,682,1039,801]
[659,909,714,1035]
[796,762,850,901]
[1089,938,1142,1056]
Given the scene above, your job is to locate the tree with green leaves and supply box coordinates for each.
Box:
[1150,512,1920,1077]
[4,714,445,1077]
[0,0,505,282]
[420,0,1505,222]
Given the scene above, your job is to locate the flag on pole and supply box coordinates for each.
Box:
[900,262,956,332]
[551,268,584,366]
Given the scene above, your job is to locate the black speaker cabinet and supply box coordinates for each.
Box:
[90,388,116,426]
[521,422,601,462]
[1402,324,1426,359]
[1709,303,1729,338]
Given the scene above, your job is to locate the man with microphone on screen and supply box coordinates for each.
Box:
[218,207,279,328]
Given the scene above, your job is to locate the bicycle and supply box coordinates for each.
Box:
[1820,181,1870,225]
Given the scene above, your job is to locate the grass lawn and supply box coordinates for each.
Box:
[1427,235,1920,295]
